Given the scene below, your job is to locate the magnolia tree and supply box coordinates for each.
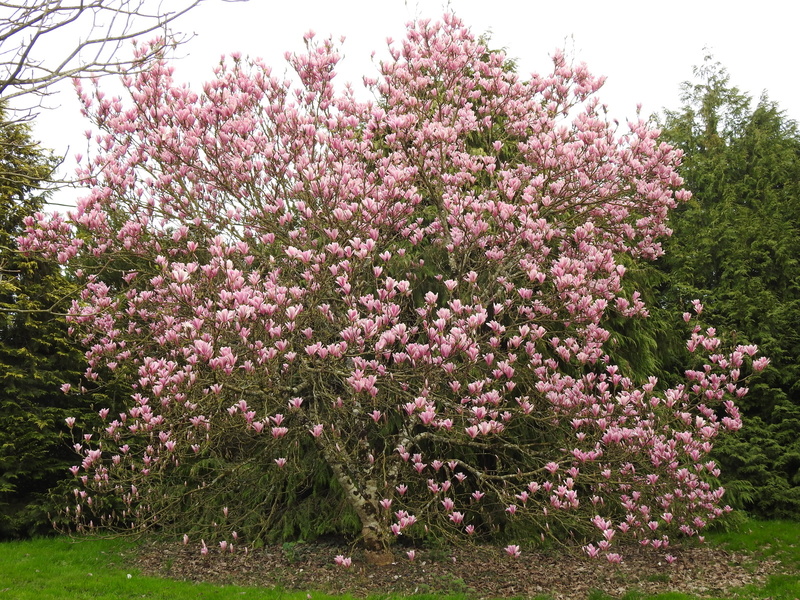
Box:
[22,15,764,561]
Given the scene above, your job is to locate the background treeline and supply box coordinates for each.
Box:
[1,56,797,539]
[657,58,800,519]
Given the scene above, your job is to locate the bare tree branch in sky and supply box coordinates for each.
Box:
[0,0,247,104]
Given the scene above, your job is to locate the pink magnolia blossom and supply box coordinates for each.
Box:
[334,555,352,567]
[752,357,770,372]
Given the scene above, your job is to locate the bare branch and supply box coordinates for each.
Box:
[0,0,248,105]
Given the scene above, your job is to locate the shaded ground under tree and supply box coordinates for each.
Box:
[133,535,783,599]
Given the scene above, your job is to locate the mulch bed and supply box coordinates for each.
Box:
[134,536,783,599]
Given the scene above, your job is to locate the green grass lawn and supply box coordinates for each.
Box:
[0,520,798,600]
[0,536,338,600]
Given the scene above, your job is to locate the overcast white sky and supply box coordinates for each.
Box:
[26,0,800,204]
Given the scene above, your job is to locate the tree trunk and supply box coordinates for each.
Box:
[318,439,389,551]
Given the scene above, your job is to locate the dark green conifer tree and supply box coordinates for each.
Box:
[0,110,90,538]
[659,58,800,518]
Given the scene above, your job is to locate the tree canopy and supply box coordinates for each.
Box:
[21,17,767,562]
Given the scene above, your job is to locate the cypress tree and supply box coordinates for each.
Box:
[0,110,89,538]
[659,59,800,518]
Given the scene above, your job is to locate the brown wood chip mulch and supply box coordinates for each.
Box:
[133,536,786,599]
